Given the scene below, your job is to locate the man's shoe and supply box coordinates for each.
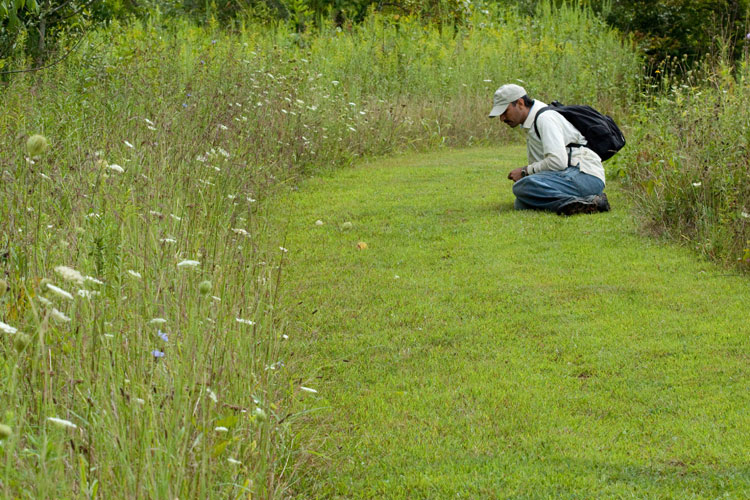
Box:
[557,193,611,216]
[557,200,598,216]
[594,192,610,212]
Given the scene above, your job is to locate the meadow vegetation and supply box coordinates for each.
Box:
[2,0,749,497]
[620,57,750,270]
[0,4,641,497]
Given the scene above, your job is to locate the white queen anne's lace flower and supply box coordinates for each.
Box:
[54,266,85,285]
[177,260,200,268]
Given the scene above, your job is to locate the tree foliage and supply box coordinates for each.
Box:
[2,0,749,70]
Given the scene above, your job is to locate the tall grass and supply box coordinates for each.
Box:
[620,55,750,270]
[0,3,641,497]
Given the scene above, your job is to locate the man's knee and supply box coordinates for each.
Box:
[512,176,534,197]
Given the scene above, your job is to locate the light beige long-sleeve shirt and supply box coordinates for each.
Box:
[522,100,606,184]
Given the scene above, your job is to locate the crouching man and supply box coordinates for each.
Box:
[489,83,610,215]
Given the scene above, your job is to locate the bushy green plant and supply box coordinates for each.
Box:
[620,60,750,270]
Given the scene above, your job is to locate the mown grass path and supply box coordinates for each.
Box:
[275,147,750,499]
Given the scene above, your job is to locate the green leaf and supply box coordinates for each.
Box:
[214,414,239,429]
[211,439,232,457]
[8,8,18,31]
[13,0,23,12]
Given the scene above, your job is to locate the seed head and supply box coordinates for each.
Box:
[253,407,267,421]
[26,134,48,156]
[198,280,212,295]
[47,417,77,429]
[13,332,31,352]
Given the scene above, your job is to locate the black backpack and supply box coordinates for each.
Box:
[533,101,625,161]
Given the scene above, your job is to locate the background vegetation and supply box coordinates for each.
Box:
[2,0,750,497]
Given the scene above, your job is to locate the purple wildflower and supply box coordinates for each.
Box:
[151,349,165,358]
[158,329,168,342]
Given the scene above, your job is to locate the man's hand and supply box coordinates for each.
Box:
[508,167,525,182]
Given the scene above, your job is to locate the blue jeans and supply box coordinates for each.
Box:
[512,167,605,212]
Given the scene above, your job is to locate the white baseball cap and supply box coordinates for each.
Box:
[488,84,527,118]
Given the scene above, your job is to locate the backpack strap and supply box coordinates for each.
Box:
[533,106,551,140]
[532,105,583,168]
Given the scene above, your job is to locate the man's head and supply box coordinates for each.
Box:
[489,84,531,128]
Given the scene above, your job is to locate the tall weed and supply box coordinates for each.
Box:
[620,60,750,270]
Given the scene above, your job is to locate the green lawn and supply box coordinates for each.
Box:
[275,146,750,499]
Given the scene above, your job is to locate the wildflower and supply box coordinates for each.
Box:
[279,247,288,253]
[483,79,492,82]
[107,164,125,173]
[38,296,52,307]
[253,407,267,421]
[247,197,256,203]
[149,318,167,325]
[47,417,77,429]
[227,458,242,465]
[151,349,165,358]
[232,228,249,236]
[219,124,228,130]
[177,260,200,268]
[145,118,155,126]
[160,237,177,244]
[0,321,18,334]
[85,276,104,285]
[46,283,74,301]
[50,308,71,323]
[236,318,255,326]
[282,334,289,339]
[331,80,339,86]
[315,220,324,226]
[300,386,318,394]
[26,134,48,156]
[692,182,701,187]
[214,426,228,432]
[124,140,134,149]
[158,329,168,342]
[54,266,85,285]
[206,387,218,403]
[170,214,182,222]
[742,211,750,219]
[135,398,146,405]
[128,270,142,279]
